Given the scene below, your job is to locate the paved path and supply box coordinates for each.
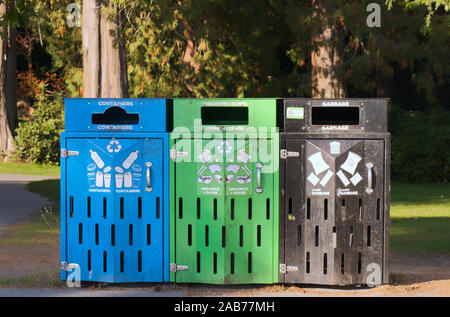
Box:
[0,174,59,233]
[0,287,184,297]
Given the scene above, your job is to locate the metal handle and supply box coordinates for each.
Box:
[366,162,373,194]
[145,162,152,192]
[255,162,263,194]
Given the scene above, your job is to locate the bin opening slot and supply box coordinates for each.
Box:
[201,107,248,125]
[311,107,359,125]
[92,106,139,125]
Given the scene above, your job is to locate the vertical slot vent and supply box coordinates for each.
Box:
[239,225,244,247]
[257,225,261,247]
[213,198,217,220]
[120,251,124,273]
[358,252,362,274]
[129,224,133,246]
[341,253,345,274]
[213,253,217,274]
[323,253,327,275]
[359,198,363,221]
[120,198,124,219]
[178,197,183,219]
[231,199,235,220]
[188,224,192,246]
[266,198,270,220]
[87,250,91,271]
[138,197,142,219]
[349,225,354,247]
[306,252,310,273]
[95,223,99,245]
[367,225,371,246]
[248,252,252,274]
[222,226,226,248]
[87,196,91,218]
[103,251,107,272]
[288,198,293,218]
[78,223,83,244]
[231,253,235,274]
[307,198,311,220]
[324,199,328,220]
[69,196,74,218]
[147,224,151,245]
[315,225,319,247]
[103,197,107,219]
[156,197,160,219]
[138,251,142,272]
[297,225,301,246]
[205,225,209,247]
[377,199,381,220]
[111,224,115,246]
[197,252,201,273]
[248,198,252,220]
[197,198,201,219]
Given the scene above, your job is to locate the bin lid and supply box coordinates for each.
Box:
[64,98,168,132]
[173,98,277,133]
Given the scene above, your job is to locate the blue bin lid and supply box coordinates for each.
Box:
[64,98,167,132]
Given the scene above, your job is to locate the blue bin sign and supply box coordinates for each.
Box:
[60,98,169,283]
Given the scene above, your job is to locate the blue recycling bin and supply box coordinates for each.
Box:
[60,98,170,283]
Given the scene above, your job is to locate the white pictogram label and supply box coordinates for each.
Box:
[337,169,350,187]
[350,172,363,186]
[307,173,320,186]
[330,141,341,154]
[308,152,330,175]
[340,151,362,175]
[90,150,105,169]
[320,170,334,187]
[122,151,139,169]
[106,140,122,153]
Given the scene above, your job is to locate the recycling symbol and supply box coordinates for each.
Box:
[216,141,233,154]
[106,139,122,153]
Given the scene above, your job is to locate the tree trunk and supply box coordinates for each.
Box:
[0,0,17,159]
[82,0,128,98]
[311,0,345,98]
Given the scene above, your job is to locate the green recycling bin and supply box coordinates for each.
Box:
[169,99,279,284]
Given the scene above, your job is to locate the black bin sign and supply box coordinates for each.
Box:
[279,99,390,286]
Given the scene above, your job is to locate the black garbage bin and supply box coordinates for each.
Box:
[279,98,390,286]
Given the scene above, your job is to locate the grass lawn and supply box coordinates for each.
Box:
[22,179,449,255]
[0,162,59,176]
[26,179,60,202]
[390,183,450,254]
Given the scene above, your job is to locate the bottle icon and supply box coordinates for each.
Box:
[122,150,139,169]
[90,150,105,169]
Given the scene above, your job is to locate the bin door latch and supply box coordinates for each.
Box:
[279,264,298,274]
[170,263,189,273]
[280,149,300,159]
[61,149,79,158]
[61,261,80,271]
[170,149,189,160]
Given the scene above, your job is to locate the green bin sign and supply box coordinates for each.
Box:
[169,99,279,284]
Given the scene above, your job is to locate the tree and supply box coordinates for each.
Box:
[83,0,128,98]
[311,0,345,98]
[0,0,17,158]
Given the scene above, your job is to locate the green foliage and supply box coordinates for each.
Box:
[14,93,64,165]
[390,104,449,182]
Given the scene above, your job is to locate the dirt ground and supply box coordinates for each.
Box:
[0,218,448,296]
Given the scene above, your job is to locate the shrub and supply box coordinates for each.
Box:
[14,93,64,165]
[389,104,449,183]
